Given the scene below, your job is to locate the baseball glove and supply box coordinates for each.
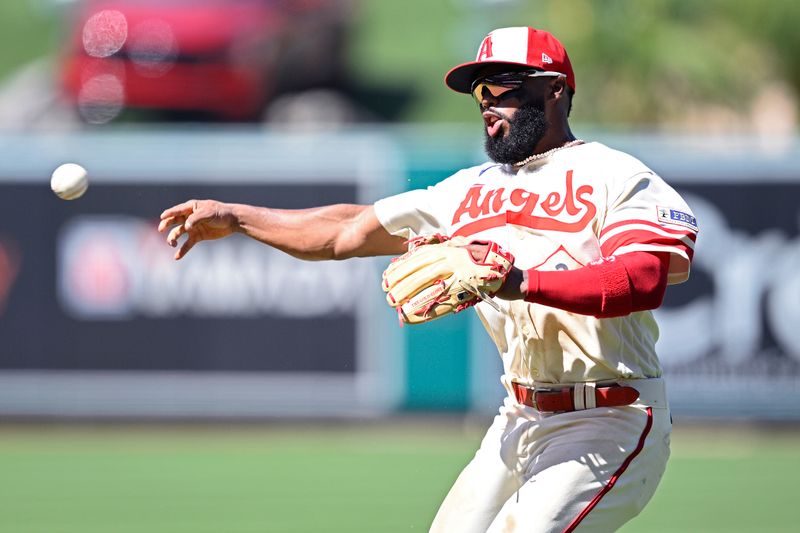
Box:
[382,234,515,324]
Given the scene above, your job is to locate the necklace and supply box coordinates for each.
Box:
[514,139,585,167]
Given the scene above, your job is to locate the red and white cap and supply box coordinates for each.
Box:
[445,27,575,93]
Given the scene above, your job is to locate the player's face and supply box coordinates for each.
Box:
[479,77,550,164]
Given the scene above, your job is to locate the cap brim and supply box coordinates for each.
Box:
[444,60,537,93]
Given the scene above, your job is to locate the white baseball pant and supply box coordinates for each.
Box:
[430,378,671,532]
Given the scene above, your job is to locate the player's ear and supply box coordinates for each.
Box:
[549,77,567,100]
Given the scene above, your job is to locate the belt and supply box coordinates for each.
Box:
[512,381,640,412]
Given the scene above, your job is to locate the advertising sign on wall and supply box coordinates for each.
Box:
[0,131,404,417]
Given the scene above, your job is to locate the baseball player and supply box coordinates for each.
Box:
[159,26,697,532]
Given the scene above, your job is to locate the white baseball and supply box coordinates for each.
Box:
[51,163,89,200]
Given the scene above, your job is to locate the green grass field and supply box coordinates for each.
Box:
[1,420,798,533]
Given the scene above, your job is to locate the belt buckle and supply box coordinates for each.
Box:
[531,386,554,412]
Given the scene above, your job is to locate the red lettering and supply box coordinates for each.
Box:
[542,191,562,216]
[450,171,597,237]
[490,188,505,212]
[563,170,581,216]
[575,184,594,215]
[477,190,496,216]
[505,201,596,233]
[477,36,493,60]
[542,170,579,216]
[509,189,540,217]
[452,185,486,224]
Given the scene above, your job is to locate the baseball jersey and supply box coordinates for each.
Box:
[374,141,698,391]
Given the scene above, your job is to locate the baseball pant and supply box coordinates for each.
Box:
[430,378,671,533]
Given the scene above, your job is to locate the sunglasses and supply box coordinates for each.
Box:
[470,70,565,105]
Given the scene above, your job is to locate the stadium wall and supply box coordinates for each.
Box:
[0,127,797,419]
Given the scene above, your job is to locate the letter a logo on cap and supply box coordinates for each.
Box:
[445,27,576,94]
[477,36,494,61]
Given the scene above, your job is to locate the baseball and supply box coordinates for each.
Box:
[51,163,89,200]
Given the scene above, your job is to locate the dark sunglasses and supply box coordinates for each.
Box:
[470,70,565,105]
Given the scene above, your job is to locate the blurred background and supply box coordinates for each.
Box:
[0,0,799,532]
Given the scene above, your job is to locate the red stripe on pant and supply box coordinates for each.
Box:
[562,407,654,533]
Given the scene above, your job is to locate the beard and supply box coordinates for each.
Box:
[484,98,548,164]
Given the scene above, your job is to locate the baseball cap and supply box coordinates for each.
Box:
[445,27,575,94]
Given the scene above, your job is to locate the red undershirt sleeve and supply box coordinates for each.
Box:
[523,251,670,318]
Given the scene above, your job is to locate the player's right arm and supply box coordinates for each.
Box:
[158,199,407,261]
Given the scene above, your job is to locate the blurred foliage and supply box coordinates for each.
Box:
[0,2,59,79]
[349,0,800,128]
[1,0,798,128]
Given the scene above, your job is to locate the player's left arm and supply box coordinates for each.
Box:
[496,251,670,318]
[496,169,696,317]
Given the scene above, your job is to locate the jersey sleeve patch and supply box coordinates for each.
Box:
[656,206,698,232]
[598,219,696,280]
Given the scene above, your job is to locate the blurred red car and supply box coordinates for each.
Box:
[60,0,348,122]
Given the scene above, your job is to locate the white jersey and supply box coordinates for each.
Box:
[374,141,698,392]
